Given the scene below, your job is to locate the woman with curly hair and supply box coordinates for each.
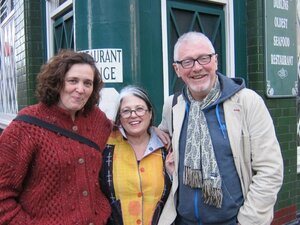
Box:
[0,50,112,225]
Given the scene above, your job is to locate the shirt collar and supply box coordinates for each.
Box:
[144,127,165,157]
[118,126,165,158]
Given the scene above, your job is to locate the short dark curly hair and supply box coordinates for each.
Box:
[36,49,103,114]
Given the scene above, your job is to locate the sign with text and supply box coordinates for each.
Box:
[265,0,297,97]
[81,48,123,83]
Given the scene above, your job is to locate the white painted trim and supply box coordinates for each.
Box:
[0,9,15,27]
[73,0,77,50]
[161,0,170,100]
[201,0,228,4]
[49,0,72,19]
[45,2,54,60]
[45,0,73,60]
[224,2,235,78]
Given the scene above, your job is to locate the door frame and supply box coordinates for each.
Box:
[45,0,73,60]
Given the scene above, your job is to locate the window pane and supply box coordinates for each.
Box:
[0,16,17,114]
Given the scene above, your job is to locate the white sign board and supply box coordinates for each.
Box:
[99,88,120,121]
[81,48,123,83]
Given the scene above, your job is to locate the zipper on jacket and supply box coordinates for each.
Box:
[216,104,227,139]
[194,189,202,225]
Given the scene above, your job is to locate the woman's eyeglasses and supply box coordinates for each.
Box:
[120,107,148,118]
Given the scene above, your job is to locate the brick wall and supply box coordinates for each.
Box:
[246,0,298,224]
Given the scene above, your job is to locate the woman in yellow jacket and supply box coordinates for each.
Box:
[100,85,172,225]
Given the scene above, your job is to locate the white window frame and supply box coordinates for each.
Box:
[45,0,73,60]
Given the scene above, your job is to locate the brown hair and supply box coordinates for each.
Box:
[36,49,103,114]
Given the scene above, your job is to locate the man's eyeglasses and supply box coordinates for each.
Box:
[175,53,215,69]
[120,107,148,119]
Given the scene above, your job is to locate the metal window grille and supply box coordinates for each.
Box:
[0,0,14,23]
[0,13,17,115]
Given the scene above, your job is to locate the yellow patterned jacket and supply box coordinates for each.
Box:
[100,128,172,225]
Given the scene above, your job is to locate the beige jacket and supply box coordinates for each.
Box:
[158,88,283,225]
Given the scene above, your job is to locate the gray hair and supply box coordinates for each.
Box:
[118,85,152,105]
[173,31,215,61]
[114,85,154,130]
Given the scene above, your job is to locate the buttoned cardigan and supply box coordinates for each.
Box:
[101,130,172,225]
[0,103,112,225]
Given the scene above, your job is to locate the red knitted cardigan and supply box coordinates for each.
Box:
[0,103,112,225]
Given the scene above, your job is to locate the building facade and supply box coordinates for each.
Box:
[0,0,299,224]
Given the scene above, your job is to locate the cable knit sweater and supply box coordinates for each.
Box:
[0,103,112,225]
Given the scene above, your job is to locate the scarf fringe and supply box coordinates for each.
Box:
[183,167,202,188]
[203,180,223,208]
[183,167,223,208]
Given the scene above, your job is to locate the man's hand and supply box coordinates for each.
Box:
[166,151,175,176]
[153,126,171,148]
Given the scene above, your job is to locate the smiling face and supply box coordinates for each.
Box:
[173,38,218,101]
[119,95,152,138]
[58,63,94,119]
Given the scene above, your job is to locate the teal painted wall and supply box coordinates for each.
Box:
[74,0,164,125]
[234,0,248,82]
[138,0,164,125]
